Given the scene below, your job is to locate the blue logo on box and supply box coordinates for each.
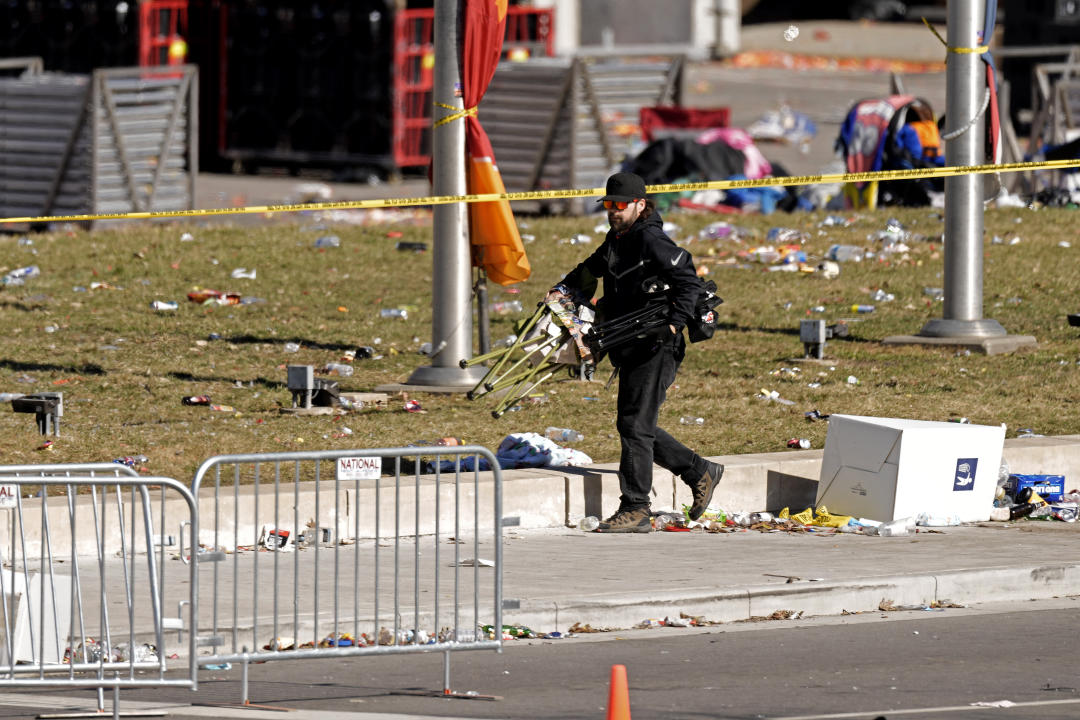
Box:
[953,458,978,491]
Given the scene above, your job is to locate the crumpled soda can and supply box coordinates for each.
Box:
[786,438,811,449]
[404,399,422,412]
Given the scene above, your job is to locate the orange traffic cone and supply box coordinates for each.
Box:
[606,664,631,720]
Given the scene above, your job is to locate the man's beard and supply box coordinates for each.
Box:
[608,213,631,232]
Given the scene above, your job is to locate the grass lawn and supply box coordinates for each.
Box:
[1,201,1077,481]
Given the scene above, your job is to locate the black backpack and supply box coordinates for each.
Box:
[687,280,723,343]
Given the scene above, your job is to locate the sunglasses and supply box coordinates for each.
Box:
[602,199,637,210]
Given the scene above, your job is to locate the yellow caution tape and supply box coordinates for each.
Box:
[922,17,989,55]
[2,157,1078,225]
[433,101,478,127]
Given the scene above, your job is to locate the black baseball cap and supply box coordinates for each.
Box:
[598,172,647,203]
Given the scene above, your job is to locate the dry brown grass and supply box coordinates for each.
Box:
[0,202,1077,481]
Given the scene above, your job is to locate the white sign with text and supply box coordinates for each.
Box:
[336,456,381,481]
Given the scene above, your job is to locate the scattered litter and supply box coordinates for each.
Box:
[187,289,241,305]
[113,455,148,467]
[826,244,864,262]
[970,701,1016,708]
[489,300,523,315]
[757,389,795,406]
[314,235,341,248]
[1,265,39,285]
[455,558,495,568]
[568,622,611,634]
[231,268,257,279]
[150,300,178,311]
[783,24,799,42]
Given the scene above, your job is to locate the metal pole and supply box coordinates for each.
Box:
[407,0,486,387]
[714,0,740,58]
[919,0,1005,338]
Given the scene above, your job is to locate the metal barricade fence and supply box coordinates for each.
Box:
[191,445,504,702]
[0,473,198,718]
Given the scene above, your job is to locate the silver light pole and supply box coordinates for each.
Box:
[919,0,1004,339]
[885,0,1035,355]
[406,0,486,388]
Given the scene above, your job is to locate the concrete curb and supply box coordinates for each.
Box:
[503,563,1080,632]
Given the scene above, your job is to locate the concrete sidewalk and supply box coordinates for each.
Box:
[500,521,1080,633]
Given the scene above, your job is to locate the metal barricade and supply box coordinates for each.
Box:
[0,473,198,718]
[191,446,503,703]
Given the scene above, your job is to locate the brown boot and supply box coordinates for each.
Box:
[687,461,725,521]
[596,506,652,533]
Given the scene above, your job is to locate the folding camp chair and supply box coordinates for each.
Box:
[461,296,598,418]
[462,294,673,418]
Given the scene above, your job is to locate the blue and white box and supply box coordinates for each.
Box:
[817,415,1007,523]
[1007,474,1066,503]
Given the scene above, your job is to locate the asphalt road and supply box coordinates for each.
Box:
[5,597,1079,720]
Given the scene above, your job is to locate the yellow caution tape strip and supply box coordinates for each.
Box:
[433,101,477,127]
[922,17,989,55]
[2,157,1079,225]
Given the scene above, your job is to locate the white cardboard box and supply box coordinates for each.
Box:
[817,414,1006,523]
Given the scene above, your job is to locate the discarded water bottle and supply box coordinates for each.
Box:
[0,393,26,402]
[380,308,408,320]
[493,334,518,349]
[545,426,583,443]
[323,362,353,377]
[826,245,864,263]
[579,516,599,531]
[915,512,962,527]
[2,265,40,285]
[283,342,300,353]
[488,300,523,315]
[851,304,875,314]
[314,235,340,248]
[182,395,211,406]
[679,416,704,425]
[877,518,914,536]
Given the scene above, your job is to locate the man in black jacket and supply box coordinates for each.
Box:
[547,172,724,533]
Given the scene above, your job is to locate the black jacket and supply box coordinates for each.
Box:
[559,209,702,332]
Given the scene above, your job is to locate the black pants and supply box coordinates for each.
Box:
[614,333,707,510]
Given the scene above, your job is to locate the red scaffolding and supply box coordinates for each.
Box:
[392,6,554,169]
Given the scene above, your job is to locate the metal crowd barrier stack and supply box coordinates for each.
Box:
[190,445,504,703]
[0,468,198,719]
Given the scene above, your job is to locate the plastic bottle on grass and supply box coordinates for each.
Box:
[826,245,864,262]
[545,427,583,443]
[323,363,354,377]
[380,308,408,320]
[679,416,704,425]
